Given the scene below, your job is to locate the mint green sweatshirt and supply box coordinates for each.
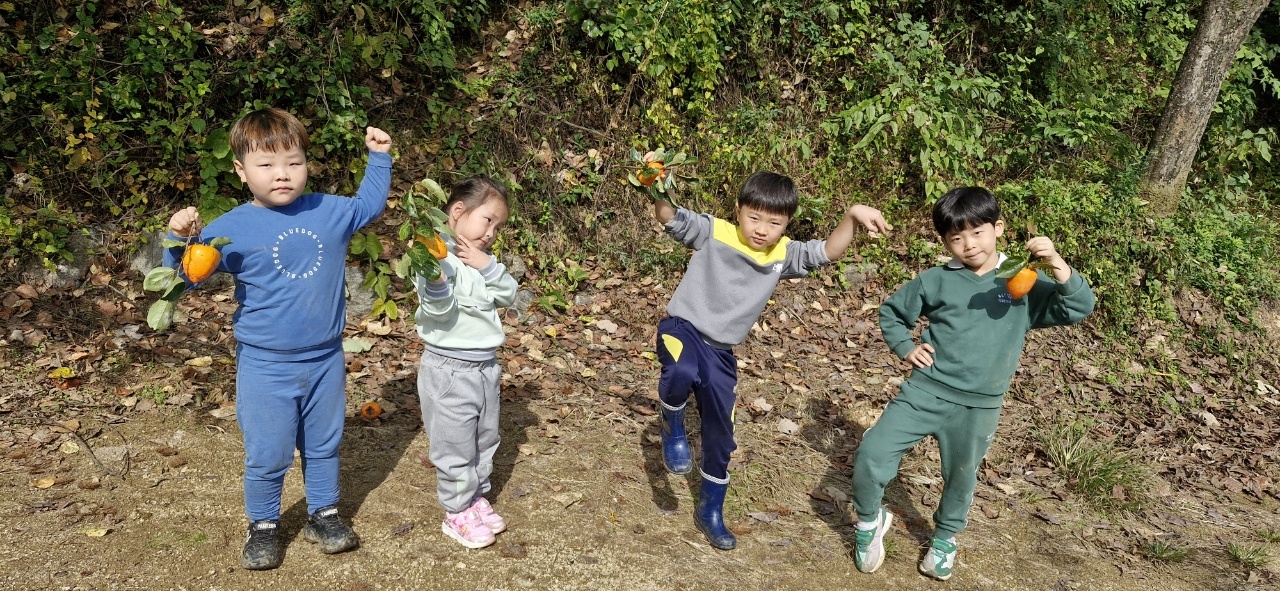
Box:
[879,255,1095,408]
[413,236,518,361]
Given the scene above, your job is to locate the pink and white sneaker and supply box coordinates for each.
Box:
[442,508,495,549]
[469,496,506,534]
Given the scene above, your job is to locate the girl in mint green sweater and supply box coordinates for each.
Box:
[852,187,1095,581]
[414,177,518,549]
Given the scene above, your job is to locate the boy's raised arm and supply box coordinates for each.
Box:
[823,204,890,260]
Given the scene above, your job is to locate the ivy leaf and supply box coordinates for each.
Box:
[204,129,231,159]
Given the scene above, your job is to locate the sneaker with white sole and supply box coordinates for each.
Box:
[854,506,893,573]
[442,508,496,549]
[919,536,957,580]
[469,496,506,534]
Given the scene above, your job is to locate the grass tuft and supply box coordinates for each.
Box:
[1039,422,1149,512]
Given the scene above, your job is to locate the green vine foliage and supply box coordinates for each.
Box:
[0,0,487,269]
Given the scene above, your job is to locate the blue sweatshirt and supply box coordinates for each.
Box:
[164,151,393,361]
[664,208,831,347]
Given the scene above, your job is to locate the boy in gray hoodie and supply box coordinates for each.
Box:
[653,171,889,549]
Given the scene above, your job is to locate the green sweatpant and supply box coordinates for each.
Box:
[851,382,1002,539]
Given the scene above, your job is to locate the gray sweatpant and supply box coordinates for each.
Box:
[417,350,501,514]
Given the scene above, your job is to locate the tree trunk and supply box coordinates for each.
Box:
[1140,0,1271,217]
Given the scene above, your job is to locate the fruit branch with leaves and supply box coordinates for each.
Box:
[143,234,232,330]
[625,147,697,205]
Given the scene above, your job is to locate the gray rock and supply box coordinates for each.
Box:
[129,231,167,276]
[504,254,527,281]
[842,262,880,290]
[21,226,101,289]
[513,289,536,322]
[345,265,374,319]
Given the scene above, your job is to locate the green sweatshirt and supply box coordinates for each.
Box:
[879,255,1095,408]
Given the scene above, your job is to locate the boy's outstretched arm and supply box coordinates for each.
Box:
[823,204,890,260]
[653,197,676,224]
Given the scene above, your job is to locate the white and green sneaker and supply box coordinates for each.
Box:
[853,507,893,573]
[919,536,957,580]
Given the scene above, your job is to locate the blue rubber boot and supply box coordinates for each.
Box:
[660,401,692,475]
[694,473,736,550]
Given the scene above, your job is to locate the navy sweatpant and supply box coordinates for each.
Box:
[656,316,738,480]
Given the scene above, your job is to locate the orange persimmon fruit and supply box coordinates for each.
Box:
[415,233,449,259]
[1005,267,1038,299]
[360,401,382,420]
[182,243,221,283]
[638,161,666,187]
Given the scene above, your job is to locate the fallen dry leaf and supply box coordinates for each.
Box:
[776,418,800,435]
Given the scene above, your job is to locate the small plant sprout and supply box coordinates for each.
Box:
[625,147,697,205]
[1142,539,1188,563]
[1258,528,1280,543]
[1225,543,1270,569]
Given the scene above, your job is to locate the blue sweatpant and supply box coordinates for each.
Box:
[235,345,347,521]
[656,316,738,480]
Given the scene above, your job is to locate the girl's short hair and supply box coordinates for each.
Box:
[738,171,798,217]
[932,186,1000,236]
[229,108,311,162]
[445,177,509,212]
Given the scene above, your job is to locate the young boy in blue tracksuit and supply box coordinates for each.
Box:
[165,108,392,570]
[852,186,1095,580]
[652,171,890,549]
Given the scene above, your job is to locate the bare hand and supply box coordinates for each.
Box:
[1026,236,1068,278]
[904,343,935,368]
[168,206,201,237]
[849,204,891,235]
[365,126,392,153]
[453,234,492,270]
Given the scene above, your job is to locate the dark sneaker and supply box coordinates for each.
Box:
[302,505,360,554]
[242,520,283,570]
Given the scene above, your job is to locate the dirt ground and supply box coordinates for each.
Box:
[2,275,1279,591]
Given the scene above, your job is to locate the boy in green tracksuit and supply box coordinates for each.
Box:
[852,186,1095,580]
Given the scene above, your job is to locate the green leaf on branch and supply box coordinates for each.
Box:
[162,238,186,249]
[147,300,176,331]
[422,178,448,201]
[995,255,1031,279]
[161,282,186,301]
[144,267,179,292]
[208,237,232,248]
